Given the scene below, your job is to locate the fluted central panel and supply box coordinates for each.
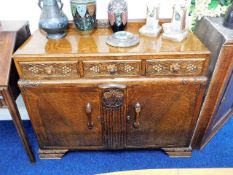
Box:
[101,88,126,149]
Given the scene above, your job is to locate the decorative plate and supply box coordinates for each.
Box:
[106,31,140,47]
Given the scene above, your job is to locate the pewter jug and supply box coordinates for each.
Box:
[38,0,68,39]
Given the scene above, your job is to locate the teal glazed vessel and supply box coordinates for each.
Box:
[70,0,96,34]
[38,0,68,39]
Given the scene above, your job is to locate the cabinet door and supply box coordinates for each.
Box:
[126,79,206,148]
[20,83,103,149]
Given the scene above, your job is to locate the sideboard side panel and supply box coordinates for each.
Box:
[192,44,233,148]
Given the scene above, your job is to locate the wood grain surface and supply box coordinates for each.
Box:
[192,17,233,148]
[0,32,16,85]
[13,22,211,158]
[0,21,34,162]
[14,22,210,57]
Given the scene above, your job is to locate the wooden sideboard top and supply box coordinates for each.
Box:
[0,21,29,86]
[0,32,16,86]
[14,22,210,59]
[205,17,233,44]
[0,21,28,32]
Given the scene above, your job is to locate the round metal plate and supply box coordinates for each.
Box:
[106,31,140,48]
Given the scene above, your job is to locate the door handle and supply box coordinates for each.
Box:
[86,103,94,129]
[133,102,141,128]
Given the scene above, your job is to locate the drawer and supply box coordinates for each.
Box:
[19,61,80,80]
[83,60,142,77]
[146,58,207,76]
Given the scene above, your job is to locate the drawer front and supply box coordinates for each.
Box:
[83,60,142,77]
[19,61,80,80]
[146,58,207,76]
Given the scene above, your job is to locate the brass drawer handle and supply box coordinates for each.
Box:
[44,66,54,75]
[170,63,181,73]
[107,64,117,75]
[86,103,94,129]
[133,102,141,128]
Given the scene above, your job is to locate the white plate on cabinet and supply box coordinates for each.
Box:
[106,31,140,48]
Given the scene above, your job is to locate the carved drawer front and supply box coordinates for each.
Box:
[83,60,142,77]
[19,61,80,80]
[146,58,206,76]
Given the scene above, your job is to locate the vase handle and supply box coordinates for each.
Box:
[38,0,43,9]
[56,0,63,10]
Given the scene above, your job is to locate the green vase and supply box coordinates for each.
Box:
[70,0,96,34]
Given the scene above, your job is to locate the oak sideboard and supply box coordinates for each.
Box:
[13,22,211,159]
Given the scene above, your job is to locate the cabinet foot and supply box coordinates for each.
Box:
[39,149,68,159]
[162,148,192,157]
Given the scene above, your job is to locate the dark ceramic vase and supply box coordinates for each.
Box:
[224,3,233,29]
[108,0,128,32]
[70,0,96,34]
[38,0,68,39]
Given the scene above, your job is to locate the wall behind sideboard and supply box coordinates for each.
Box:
[0,0,175,120]
[0,0,175,32]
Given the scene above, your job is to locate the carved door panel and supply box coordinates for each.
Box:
[99,84,127,149]
[20,82,103,149]
[126,79,206,148]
